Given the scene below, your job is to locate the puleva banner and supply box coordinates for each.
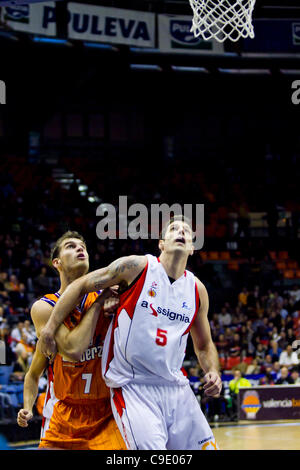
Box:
[1,2,155,48]
[67,3,155,47]
[158,14,224,54]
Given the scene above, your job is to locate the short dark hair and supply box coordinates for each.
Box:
[159,215,193,241]
[51,231,86,261]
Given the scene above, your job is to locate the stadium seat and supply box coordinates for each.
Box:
[278,251,289,260]
[242,356,253,365]
[200,251,208,261]
[228,262,239,271]
[2,384,23,408]
[295,270,300,279]
[219,357,226,369]
[208,252,219,260]
[0,393,15,421]
[276,261,286,271]
[0,365,14,385]
[226,357,240,369]
[220,251,230,260]
[283,270,295,279]
[269,251,277,260]
[287,261,298,269]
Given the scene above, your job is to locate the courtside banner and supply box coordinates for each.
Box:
[67,3,155,48]
[158,14,224,54]
[238,385,300,421]
[0,1,56,36]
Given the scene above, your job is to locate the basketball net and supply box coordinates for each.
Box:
[189,0,256,43]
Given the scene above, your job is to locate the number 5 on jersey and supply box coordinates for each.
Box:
[156,328,168,347]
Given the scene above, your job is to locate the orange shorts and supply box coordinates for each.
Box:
[39,400,126,450]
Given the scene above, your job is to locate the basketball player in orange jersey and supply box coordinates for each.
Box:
[17,231,126,450]
[39,218,222,450]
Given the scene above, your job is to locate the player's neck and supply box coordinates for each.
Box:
[58,271,83,294]
[159,252,187,280]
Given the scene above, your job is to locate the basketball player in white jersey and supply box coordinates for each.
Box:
[39,216,222,450]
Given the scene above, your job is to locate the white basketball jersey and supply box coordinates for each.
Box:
[102,254,200,388]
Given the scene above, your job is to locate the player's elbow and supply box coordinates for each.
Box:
[61,341,83,362]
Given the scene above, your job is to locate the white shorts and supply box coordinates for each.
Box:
[110,382,219,450]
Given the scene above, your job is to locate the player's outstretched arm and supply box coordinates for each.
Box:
[190,278,222,398]
[17,349,47,428]
[32,288,119,362]
[39,255,147,359]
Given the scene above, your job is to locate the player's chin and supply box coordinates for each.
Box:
[172,244,190,255]
[75,260,89,272]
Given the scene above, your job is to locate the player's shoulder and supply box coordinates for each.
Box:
[194,276,208,297]
[116,254,148,274]
[30,297,54,320]
[123,254,147,267]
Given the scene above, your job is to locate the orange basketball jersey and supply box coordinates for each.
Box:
[41,292,111,405]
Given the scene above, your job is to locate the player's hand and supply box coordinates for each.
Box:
[96,286,120,317]
[17,409,33,427]
[103,296,120,317]
[38,327,57,364]
[203,371,222,397]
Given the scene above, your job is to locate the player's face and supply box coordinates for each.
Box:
[161,221,194,256]
[55,238,89,276]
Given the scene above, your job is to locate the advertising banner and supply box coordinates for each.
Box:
[158,14,224,54]
[238,385,300,421]
[67,3,155,48]
[1,3,155,47]
[1,1,56,36]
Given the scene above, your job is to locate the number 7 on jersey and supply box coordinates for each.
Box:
[82,373,92,394]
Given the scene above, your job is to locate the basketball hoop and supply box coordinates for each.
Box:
[189,0,256,43]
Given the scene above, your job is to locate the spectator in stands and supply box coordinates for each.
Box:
[10,321,24,353]
[0,273,9,301]
[22,320,36,346]
[188,366,201,397]
[238,287,248,307]
[224,327,234,344]
[0,324,15,365]
[277,330,288,350]
[11,348,31,382]
[33,265,52,297]
[229,370,251,420]
[290,368,300,384]
[228,333,241,358]
[261,354,274,372]
[215,333,229,358]
[272,361,281,381]
[0,306,5,325]
[15,330,34,363]
[218,307,232,327]
[259,368,275,385]
[279,298,290,320]
[268,340,282,362]
[285,315,295,332]
[286,328,296,346]
[254,343,267,365]
[245,358,261,375]
[268,326,280,344]
[288,285,300,304]
[279,344,299,368]
[275,366,294,385]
